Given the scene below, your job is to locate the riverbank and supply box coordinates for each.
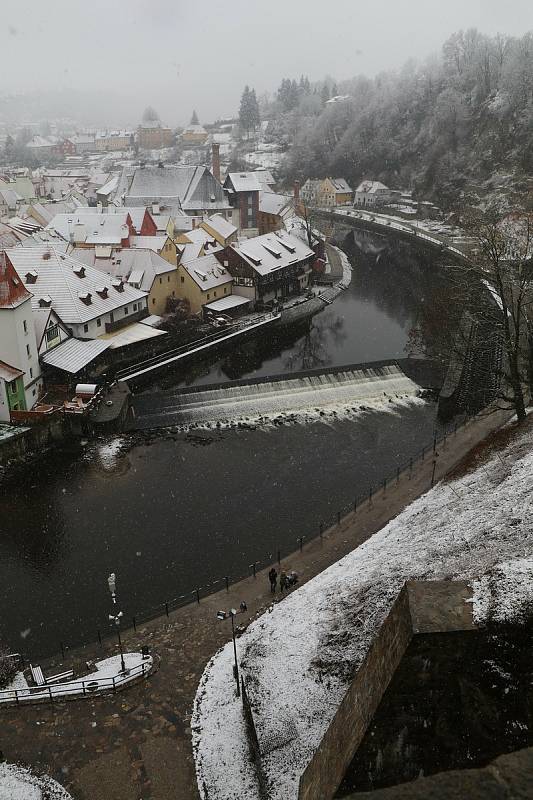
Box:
[2,405,513,800]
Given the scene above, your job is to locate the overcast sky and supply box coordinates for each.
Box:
[1,0,532,125]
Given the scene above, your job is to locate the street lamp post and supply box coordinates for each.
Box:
[107,572,125,673]
[109,611,126,672]
[217,608,240,697]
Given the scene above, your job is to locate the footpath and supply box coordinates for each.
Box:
[2,408,514,800]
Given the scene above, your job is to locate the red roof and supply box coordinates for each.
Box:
[0,251,32,309]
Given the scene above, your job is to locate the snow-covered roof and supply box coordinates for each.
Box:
[125,165,229,212]
[201,214,237,240]
[230,230,314,277]
[356,180,390,194]
[130,234,170,252]
[70,246,175,293]
[259,192,292,216]
[6,245,147,324]
[0,360,24,382]
[329,177,352,194]
[181,253,232,290]
[40,337,110,372]
[225,172,261,192]
[204,294,250,312]
[46,211,131,245]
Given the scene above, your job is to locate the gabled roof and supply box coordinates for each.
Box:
[0,251,32,309]
[229,230,313,277]
[181,253,232,291]
[32,307,66,350]
[224,173,261,192]
[125,165,229,212]
[5,245,146,324]
[356,180,389,194]
[200,214,237,240]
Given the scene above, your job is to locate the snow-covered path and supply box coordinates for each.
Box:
[193,420,533,799]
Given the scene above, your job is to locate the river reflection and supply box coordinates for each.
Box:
[140,230,453,391]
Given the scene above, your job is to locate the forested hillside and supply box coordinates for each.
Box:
[270,30,533,209]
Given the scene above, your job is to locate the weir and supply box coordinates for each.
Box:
[130,359,438,429]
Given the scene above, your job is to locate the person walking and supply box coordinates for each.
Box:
[268,567,278,594]
[280,570,288,594]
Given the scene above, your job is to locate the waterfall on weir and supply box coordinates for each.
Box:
[132,364,423,427]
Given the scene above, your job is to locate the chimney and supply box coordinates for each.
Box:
[212,143,221,183]
[293,181,300,202]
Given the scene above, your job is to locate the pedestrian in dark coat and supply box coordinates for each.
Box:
[268,567,278,593]
[280,570,288,594]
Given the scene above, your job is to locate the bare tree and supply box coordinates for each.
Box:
[448,211,532,421]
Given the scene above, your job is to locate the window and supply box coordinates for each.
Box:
[167,276,170,282]
[97,318,101,327]
[83,323,89,333]
[224,287,227,294]
[207,293,210,300]
[32,388,36,396]
[10,381,17,395]
[23,320,27,334]
[29,368,33,378]
[124,306,129,315]
[181,276,184,283]
[214,291,217,297]
[46,323,59,343]
[26,344,30,357]
[152,298,156,305]
[159,278,162,284]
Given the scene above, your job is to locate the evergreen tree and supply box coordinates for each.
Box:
[331,82,338,97]
[190,110,199,125]
[239,86,261,136]
[320,83,330,104]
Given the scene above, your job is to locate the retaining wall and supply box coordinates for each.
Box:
[297,580,474,800]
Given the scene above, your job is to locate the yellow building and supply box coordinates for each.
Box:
[138,124,174,150]
[130,235,179,267]
[177,254,232,314]
[199,214,238,247]
[318,177,353,206]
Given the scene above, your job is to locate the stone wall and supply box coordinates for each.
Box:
[0,416,65,466]
[298,587,413,800]
[297,581,475,800]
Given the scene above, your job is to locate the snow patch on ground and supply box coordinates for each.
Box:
[97,436,125,469]
[0,763,72,799]
[193,423,533,799]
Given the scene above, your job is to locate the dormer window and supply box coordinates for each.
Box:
[25,270,38,284]
[73,265,86,278]
[96,286,109,298]
[112,279,124,293]
[79,291,92,305]
[38,295,52,307]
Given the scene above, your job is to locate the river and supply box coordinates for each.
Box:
[0,231,454,658]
